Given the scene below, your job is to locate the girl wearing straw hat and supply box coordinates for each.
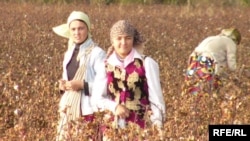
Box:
[52,11,106,140]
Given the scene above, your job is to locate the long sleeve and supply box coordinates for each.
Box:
[86,47,106,94]
[90,61,118,113]
[144,57,166,128]
[80,46,107,115]
[226,43,237,71]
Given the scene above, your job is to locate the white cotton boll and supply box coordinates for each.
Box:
[15,96,19,100]
[14,84,19,91]
[188,70,194,76]
[14,109,23,117]
[118,118,126,128]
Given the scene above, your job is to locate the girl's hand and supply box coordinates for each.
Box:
[58,79,66,91]
[115,104,130,119]
[65,80,83,91]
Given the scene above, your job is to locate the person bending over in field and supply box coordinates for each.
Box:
[52,11,106,141]
[91,20,166,140]
[183,28,241,96]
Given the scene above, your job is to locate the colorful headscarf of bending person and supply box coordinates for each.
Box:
[183,28,241,96]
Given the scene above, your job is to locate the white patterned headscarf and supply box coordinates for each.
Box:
[110,20,144,46]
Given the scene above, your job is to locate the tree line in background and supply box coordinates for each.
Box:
[2,0,250,6]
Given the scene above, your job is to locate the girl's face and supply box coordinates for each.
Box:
[112,34,134,59]
[69,20,88,44]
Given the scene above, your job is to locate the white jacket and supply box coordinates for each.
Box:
[91,48,166,127]
[192,35,237,75]
[62,38,106,115]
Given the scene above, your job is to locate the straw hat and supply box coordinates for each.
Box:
[52,11,91,39]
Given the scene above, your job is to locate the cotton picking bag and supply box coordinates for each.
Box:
[57,44,94,141]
